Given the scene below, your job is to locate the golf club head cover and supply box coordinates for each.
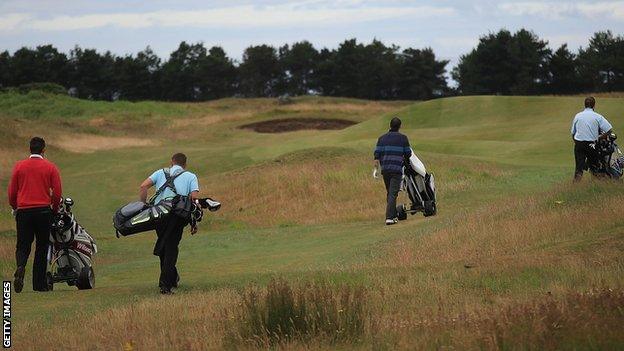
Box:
[198,198,221,212]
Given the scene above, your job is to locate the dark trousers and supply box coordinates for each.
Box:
[574,140,596,180]
[383,173,402,219]
[15,207,52,291]
[154,216,186,289]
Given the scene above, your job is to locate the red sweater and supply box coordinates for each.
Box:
[8,156,62,212]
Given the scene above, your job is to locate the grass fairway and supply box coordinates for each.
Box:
[1,92,623,350]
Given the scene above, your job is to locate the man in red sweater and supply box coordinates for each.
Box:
[7,137,62,293]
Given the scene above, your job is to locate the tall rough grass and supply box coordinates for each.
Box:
[229,279,367,347]
[13,290,238,351]
[17,285,623,350]
[371,288,624,350]
[206,150,498,228]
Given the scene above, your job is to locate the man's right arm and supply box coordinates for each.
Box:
[403,135,412,159]
[598,116,613,140]
[7,164,19,210]
[50,164,63,212]
[189,175,201,234]
[189,175,200,201]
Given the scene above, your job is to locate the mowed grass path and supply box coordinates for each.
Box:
[0,93,623,349]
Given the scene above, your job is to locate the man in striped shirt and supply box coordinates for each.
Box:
[374,117,412,225]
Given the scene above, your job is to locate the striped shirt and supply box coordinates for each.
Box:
[374,131,412,174]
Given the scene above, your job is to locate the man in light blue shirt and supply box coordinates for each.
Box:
[139,152,200,294]
[571,97,613,181]
[146,164,199,204]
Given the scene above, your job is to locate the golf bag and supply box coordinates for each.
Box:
[396,148,437,220]
[114,168,186,237]
[114,198,221,237]
[114,200,172,237]
[588,132,624,179]
[190,198,222,227]
[47,197,98,290]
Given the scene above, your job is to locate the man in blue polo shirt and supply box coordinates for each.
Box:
[571,97,613,181]
[374,117,412,225]
[139,153,199,294]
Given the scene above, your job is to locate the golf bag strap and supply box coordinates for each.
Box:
[148,168,187,205]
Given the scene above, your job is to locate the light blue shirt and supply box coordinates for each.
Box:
[571,108,613,142]
[149,165,199,203]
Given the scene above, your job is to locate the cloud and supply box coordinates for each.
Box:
[577,2,624,20]
[434,37,479,51]
[546,34,593,49]
[498,1,624,20]
[0,13,31,31]
[5,2,456,32]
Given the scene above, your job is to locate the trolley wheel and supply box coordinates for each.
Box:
[423,201,437,217]
[76,266,95,290]
[397,205,408,221]
[45,271,54,291]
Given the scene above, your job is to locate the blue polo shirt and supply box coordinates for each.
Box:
[149,165,199,203]
[374,130,412,174]
[571,108,613,142]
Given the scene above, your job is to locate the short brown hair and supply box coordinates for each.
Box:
[30,137,45,154]
[585,96,596,109]
[390,117,402,131]
[171,153,187,167]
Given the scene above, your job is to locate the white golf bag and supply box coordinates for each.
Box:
[47,198,97,290]
[397,148,437,219]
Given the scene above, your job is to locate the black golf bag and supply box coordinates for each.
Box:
[47,197,97,290]
[588,132,624,179]
[114,200,172,237]
[114,168,221,237]
[114,198,221,237]
[396,148,437,220]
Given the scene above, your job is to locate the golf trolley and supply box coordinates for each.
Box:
[397,148,437,220]
[588,132,624,179]
[47,197,98,290]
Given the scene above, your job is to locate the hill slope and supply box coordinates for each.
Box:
[1,93,623,350]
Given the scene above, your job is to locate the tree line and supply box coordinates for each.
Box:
[0,40,449,101]
[453,29,624,95]
[0,30,622,101]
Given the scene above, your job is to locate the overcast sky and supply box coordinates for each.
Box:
[1,0,622,71]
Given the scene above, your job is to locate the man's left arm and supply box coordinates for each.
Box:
[373,140,381,165]
[139,178,154,203]
[8,164,19,210]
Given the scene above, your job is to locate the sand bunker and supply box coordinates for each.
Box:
[54,134,156,153]
[239,118,357,133]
